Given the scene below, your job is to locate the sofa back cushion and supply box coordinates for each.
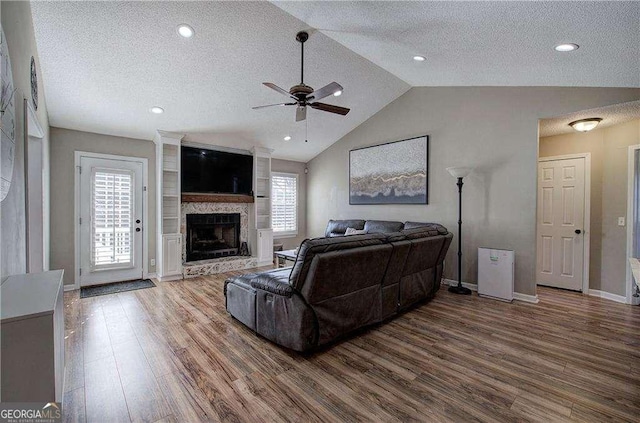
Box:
[290,233,393,345]
[289,233,387,290]
[324,219,366,237]
[398,232,453,308]
[364,220,404,234]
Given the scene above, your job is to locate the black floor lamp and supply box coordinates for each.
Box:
[446,167,473,295]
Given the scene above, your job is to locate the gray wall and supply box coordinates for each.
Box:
[49,127,156,286]
[271,158,307,250]
[306,87,640,296]
[540,119,640,296]
[1,1,51,279]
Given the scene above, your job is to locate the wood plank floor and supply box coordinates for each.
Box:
[63,269,640,422]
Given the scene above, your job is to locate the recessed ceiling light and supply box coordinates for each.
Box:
[177,24,195,38]
[569,118,602,132]
[333,90,342,97]
[150,106,164,114]
[554,43,579,52]
[413,55,426,62]
[283,136,291,141]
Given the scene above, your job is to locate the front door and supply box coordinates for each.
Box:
[79,155,144,286]
[536,157,585,291]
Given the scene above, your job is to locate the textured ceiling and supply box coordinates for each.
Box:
[30,1,409,162]
[273,1,640,87]
[31,2,639,163]
[539,100,640,138]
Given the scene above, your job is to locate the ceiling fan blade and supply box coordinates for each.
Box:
[307,82,343,101]
[263,82,297,100]
[310,102,350,116]
[252,102,296,110]
[296,106,307,122]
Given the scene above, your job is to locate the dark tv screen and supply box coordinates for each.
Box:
[181,146,253,195]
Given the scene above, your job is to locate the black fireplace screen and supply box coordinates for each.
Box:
[186,213,240,262]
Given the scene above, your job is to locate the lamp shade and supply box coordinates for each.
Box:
[446,167,473,178]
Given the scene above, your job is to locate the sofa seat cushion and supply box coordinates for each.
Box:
[364,220,404,234]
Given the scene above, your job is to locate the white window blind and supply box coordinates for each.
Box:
[91,168,134,270]
[272,172,298,236]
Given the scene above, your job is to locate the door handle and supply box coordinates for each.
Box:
[136,228,141,232]
[136,219,141,224]
[575,229,582,234]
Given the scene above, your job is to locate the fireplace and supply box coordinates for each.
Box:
[186,213,241,262]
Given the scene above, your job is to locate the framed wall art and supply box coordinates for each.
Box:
[349,135,428,205]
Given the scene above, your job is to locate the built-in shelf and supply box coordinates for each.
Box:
[163,168,179,173]
[257,176,269,180]
[163,216,179,220]
[163,194,179,198]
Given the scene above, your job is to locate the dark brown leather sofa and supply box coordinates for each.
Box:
[224,220,452,352]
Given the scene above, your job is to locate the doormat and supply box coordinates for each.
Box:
[80,279,156,298]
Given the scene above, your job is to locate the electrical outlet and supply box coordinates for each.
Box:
[618,217,625,227]
[150,259,156,267]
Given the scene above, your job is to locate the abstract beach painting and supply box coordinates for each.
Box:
[349,136,428,205]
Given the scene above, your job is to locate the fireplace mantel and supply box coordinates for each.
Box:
[181,193,254,203]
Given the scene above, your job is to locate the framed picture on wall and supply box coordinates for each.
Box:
[349,135,429,205]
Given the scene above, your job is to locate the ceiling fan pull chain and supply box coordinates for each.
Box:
[305,114,308,143]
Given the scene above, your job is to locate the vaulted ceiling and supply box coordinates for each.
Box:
[31,1,639,161]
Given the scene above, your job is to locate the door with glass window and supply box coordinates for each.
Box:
[79,156,143,286]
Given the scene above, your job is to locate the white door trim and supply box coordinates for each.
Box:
[626,144,640,305]
[73,151,149,290]
[537,153,591,294]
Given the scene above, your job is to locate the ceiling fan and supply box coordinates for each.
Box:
[252,31,350,122]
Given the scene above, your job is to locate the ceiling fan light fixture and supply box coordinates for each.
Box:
[554,43,579,52]
[283,136,291,141]
[569,118,602,132]
[333,90,342,97]
[177,24,195,38]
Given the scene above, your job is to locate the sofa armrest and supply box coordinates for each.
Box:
[251,277,294,297]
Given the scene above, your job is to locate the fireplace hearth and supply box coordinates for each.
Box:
[186,213,241,262]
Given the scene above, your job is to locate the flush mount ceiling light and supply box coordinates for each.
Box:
[177,24,195,38]
[150,106,164,114]
[413,55,426,62]
[569,118,602,132]
[283,136,291,141]
[554,43,579,52]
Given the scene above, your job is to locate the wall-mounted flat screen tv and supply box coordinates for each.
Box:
[181,146,253,195]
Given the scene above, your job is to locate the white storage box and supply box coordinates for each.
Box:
[478,248,514,302]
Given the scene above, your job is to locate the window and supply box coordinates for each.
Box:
[272,172,298,237]
[91,168,134,269]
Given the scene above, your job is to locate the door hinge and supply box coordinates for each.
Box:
[143,186,147,192]
[79,268,82,276]
[78,165,82,174]
[79,217,82,225]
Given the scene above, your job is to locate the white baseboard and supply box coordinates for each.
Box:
[144,272,158,279]
[442,279,539,304]
[158,274,183,282]
[588,289,627,304]
[64,283,79,292]
[442,278,478,291]
[512,292,539,304]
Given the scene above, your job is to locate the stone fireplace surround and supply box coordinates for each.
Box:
[181,202,257,277]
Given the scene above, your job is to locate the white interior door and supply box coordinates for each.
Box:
[536,157,585,291]
[79,156,143,286]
